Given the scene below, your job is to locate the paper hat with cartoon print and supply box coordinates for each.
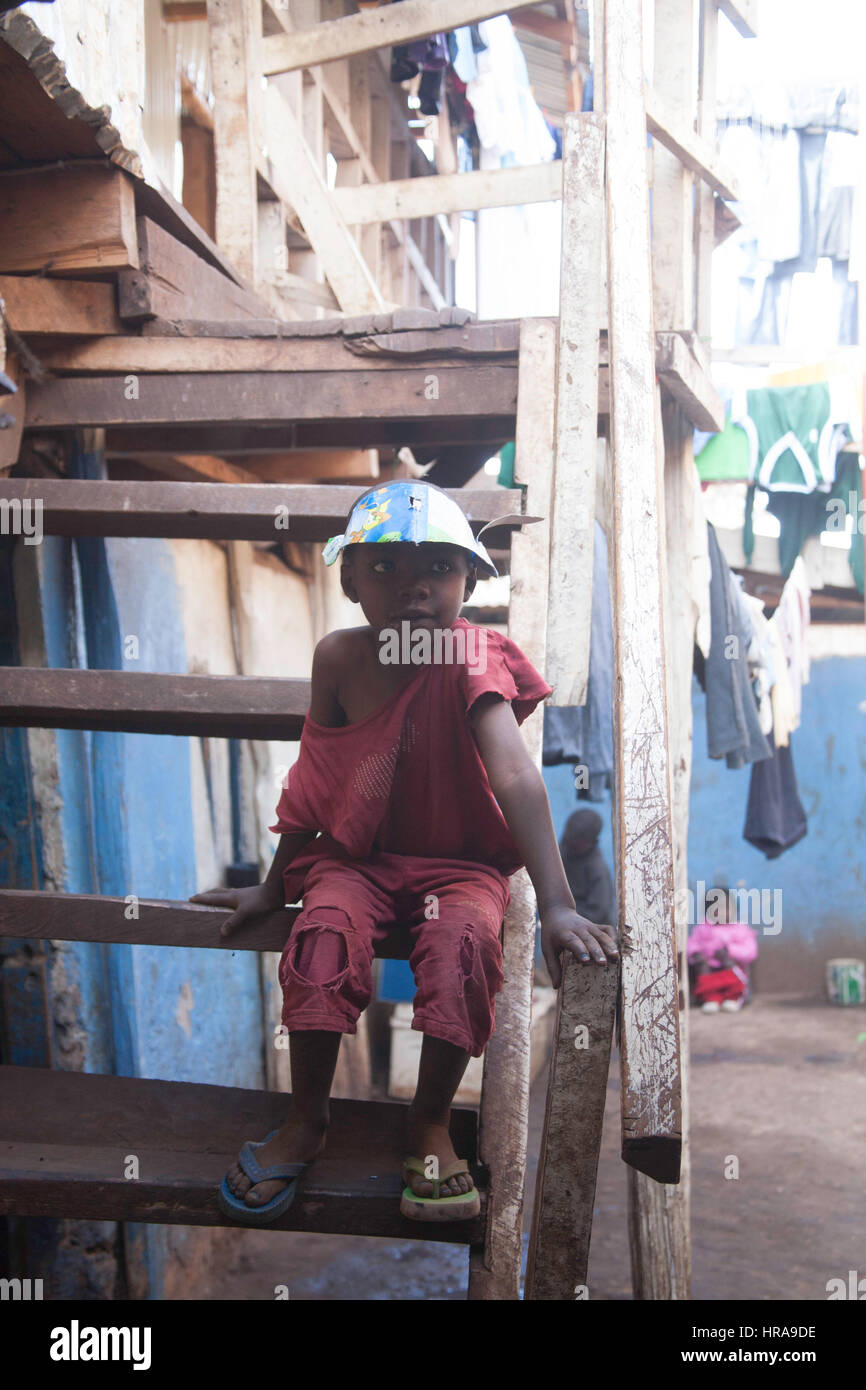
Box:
[322,480,528,579]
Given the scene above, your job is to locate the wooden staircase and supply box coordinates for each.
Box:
[0,480,531,1288]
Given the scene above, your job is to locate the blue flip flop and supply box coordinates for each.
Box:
[218,1129,311,1227]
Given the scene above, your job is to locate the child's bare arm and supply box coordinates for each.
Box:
[470,695,618,988]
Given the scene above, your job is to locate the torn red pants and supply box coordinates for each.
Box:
[279,853,509,1057]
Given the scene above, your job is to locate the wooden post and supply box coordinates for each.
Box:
[468,318,555,1300]
[525,956,618,1300]
[695,0,719,337]
[206,0,261,285]
[545,113,605,706]
[652,0,695,330]
[603,0,683,1202]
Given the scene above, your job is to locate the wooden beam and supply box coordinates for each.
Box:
[525,958,618,1299]
[509,7,575,43]
[469,317,555,1301]
[180,118,217,241]
[645,86,740,201]
[716,0,758,38]
[264,83,384,313]
[0,479,522,541]
[332,161,563,225]
[206,0,260,285]
[652,0,695,330]
[0,1066,481,1242]
[0,276,123,336]
[262,0,549,75]
[604,0,682,1187]
[656,331,724,433]
[546,113,605,707]
[36,327,520,375]
[0,166,138,274]
[132,453,264,485]
[118,217,273,325]
[25,367,518,429]
[696,0,720,337]
[0,890,411,960]
[0,667,309,739]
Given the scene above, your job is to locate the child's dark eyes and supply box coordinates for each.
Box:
[371,558,453,575]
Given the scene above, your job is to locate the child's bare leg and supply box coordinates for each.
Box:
[406,1035,475,1198]
[225,1029,341,1208]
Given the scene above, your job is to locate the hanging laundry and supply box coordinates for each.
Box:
[817,130,859,262]
[772,557,810,730]
[743,729,808,858]
[732,382,853,494]
[705,523,773,770]
[466,16,556,167]
[542,521,614,800]
[742,427,860,581]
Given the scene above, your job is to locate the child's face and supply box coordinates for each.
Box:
[341,542,476,635]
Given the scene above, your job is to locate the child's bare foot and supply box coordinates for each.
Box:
[225,1111,328,1208]
[405,1111,475,1198]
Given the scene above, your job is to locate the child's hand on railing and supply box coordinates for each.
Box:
[189,882,284,939]
[540,905,619,989]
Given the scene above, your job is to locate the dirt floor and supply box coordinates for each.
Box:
[196,995,866,1301]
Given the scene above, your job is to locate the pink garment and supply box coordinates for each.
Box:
[269,618,553,903]
[686,920,759,969]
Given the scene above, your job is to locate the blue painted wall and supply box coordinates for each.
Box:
[688,653,866,992]
[2,445,268,1297]
[544,651,866,995]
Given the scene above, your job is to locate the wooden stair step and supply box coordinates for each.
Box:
[0,1067,484,1242]
[0,479,523,542]
[0,890,416,961]
[0,667,309,739]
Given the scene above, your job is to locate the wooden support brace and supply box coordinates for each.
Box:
[546,112,605,707]
[262,0,549,75]
[468,318,555,1301]
[263,83,384,314]
[206,0,261,286]
[525,956,619,1299]
[332,162,563,225]
[604,0,682,1188]
[715,0,758,39]
[645,86,740,201]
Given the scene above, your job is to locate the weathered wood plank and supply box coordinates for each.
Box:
[0,478,523,540]
[0,165,138,274]
[651,0,695,330]
[332,161,562,225]
[604,0,682,1187]
[263,0,548,74]
[0,275,124,336]
[119,216,273,325]
[645,85,740,201]
[264,83,384,314]
[656,331,724,433]
[0,667,309,739]
[206,0,261,285]
[469,318,555,1301]
[525,956,619,1299]
[546,112,605,707]
[103,416,519,454]
[37,324,521,374]
[24,366,519,428]
[696,0,720,338]
[0,890,415,960]
[0,1066,481,1241]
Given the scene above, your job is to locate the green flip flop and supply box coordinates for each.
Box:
[400,1155,481,1223]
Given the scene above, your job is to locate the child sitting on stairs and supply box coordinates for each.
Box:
[191,480,618,1225]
